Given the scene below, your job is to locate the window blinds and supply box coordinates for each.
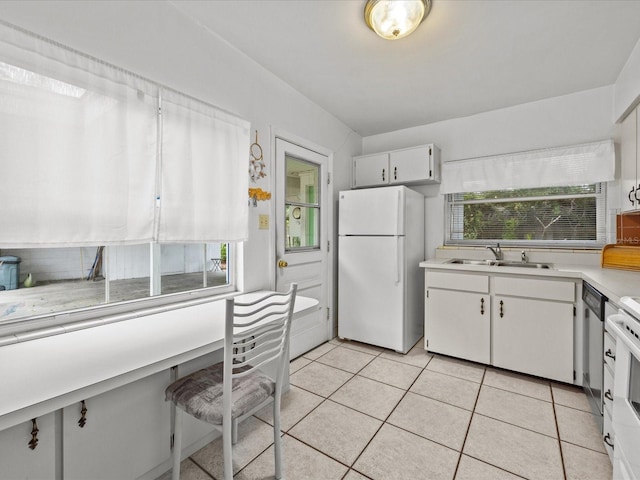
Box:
[440,140,616,194]
[0,21,249,247]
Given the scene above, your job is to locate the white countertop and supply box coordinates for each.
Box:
[420,259,640,305]
[0,291,318,431]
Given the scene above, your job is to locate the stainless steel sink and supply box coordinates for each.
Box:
[445,259,552,269]
[495,261,552,269]
[446,259,498,266]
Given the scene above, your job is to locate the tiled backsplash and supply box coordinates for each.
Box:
[617,212,640,246]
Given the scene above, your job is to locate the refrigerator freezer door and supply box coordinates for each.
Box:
[339,186,405,236]
[338,235,405,351]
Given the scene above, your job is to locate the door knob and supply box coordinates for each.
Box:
[278,260,288,268]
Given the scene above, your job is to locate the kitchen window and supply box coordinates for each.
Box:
[445,183,606,247]
[0,243,232,322]
[0,22,247,328]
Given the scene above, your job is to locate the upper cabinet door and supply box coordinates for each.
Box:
[621,107,638,212]
[353,152,389,188]
[390,144,440,184]
[353,144,440,189]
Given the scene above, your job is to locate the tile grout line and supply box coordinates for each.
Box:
[188,456,217,480]
[451,365,487,479]
[550,384,569,480]
[450,368,536,480]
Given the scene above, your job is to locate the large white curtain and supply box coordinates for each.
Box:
[159,90,250,243]
[0,22,250,247]
[0,23,158,247]
[440,140,616,194]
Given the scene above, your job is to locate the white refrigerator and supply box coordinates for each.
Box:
[338,186,425,353]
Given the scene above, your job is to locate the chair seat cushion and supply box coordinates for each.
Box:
[165,362,275,425]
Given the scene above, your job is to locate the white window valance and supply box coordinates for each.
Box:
[440,140,616,194]
[0,21,249,247]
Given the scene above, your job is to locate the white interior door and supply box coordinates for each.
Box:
[275,138,330,358]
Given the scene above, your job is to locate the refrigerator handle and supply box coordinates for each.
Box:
[396,189,402,234]
[395,236,401,284]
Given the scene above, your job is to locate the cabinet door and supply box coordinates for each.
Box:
[621,107,637,212]
[425,288,490,364]
[0,413,57,479]
[353,152,389,188]
[637,106,640,206]
[63,370,171,480]
[492,296,573,383]
[390,145,434,184]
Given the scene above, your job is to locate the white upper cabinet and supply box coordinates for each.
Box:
[353,152,390,187]
[353,144,440,188]
[621,106,639,212]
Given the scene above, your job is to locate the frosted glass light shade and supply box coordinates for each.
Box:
[364,0,431,40]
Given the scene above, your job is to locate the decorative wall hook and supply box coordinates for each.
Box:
[78,400,88,428]
[249,130,266,182]
[28,418,39,450]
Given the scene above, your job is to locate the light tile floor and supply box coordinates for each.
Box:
[160,338,612,480]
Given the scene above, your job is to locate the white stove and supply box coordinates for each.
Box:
[606,296,640,480]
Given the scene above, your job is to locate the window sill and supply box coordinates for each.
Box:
[0,284,237,342]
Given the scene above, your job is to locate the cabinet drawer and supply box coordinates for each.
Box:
[603,363,614,416]
[603,409,614,461]
[493,276,574,302]
[426,271,489,293]
[604,331,616,372]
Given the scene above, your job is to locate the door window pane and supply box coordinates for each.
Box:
[285,155,320,251]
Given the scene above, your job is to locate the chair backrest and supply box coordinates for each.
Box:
[223,284,298,401]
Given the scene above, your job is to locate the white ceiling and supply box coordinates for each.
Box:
[170,0,640,137]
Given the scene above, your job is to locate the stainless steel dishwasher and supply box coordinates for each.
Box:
[582,281,608,432]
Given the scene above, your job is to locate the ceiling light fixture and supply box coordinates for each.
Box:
[364,0,431,40]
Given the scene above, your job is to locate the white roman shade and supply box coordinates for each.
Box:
[0,22,158,247]
[440,140,616,194]
[0,21,250,247]
[158,90,250,243]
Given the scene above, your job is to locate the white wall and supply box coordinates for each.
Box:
[363,86,619,259]
[615,35,640,122]
[0,0,361,292]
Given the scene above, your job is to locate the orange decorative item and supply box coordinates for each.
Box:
[248,187,271,206]
[601,244,640,271]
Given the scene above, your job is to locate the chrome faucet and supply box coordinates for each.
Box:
[486,243,503,260]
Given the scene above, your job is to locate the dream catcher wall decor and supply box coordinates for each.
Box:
[249,130,266,182]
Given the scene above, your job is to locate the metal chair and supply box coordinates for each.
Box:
[165,285,297,480]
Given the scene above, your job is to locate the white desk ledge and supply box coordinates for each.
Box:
[0,291,318,431]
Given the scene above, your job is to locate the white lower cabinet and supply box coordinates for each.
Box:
[63,370,172,480]
[424,268,577,382]
[0,412,57,480]
[426,289,490,364]
[0,349,232,479]
[492,295,574,383]
[425,271,490,364]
